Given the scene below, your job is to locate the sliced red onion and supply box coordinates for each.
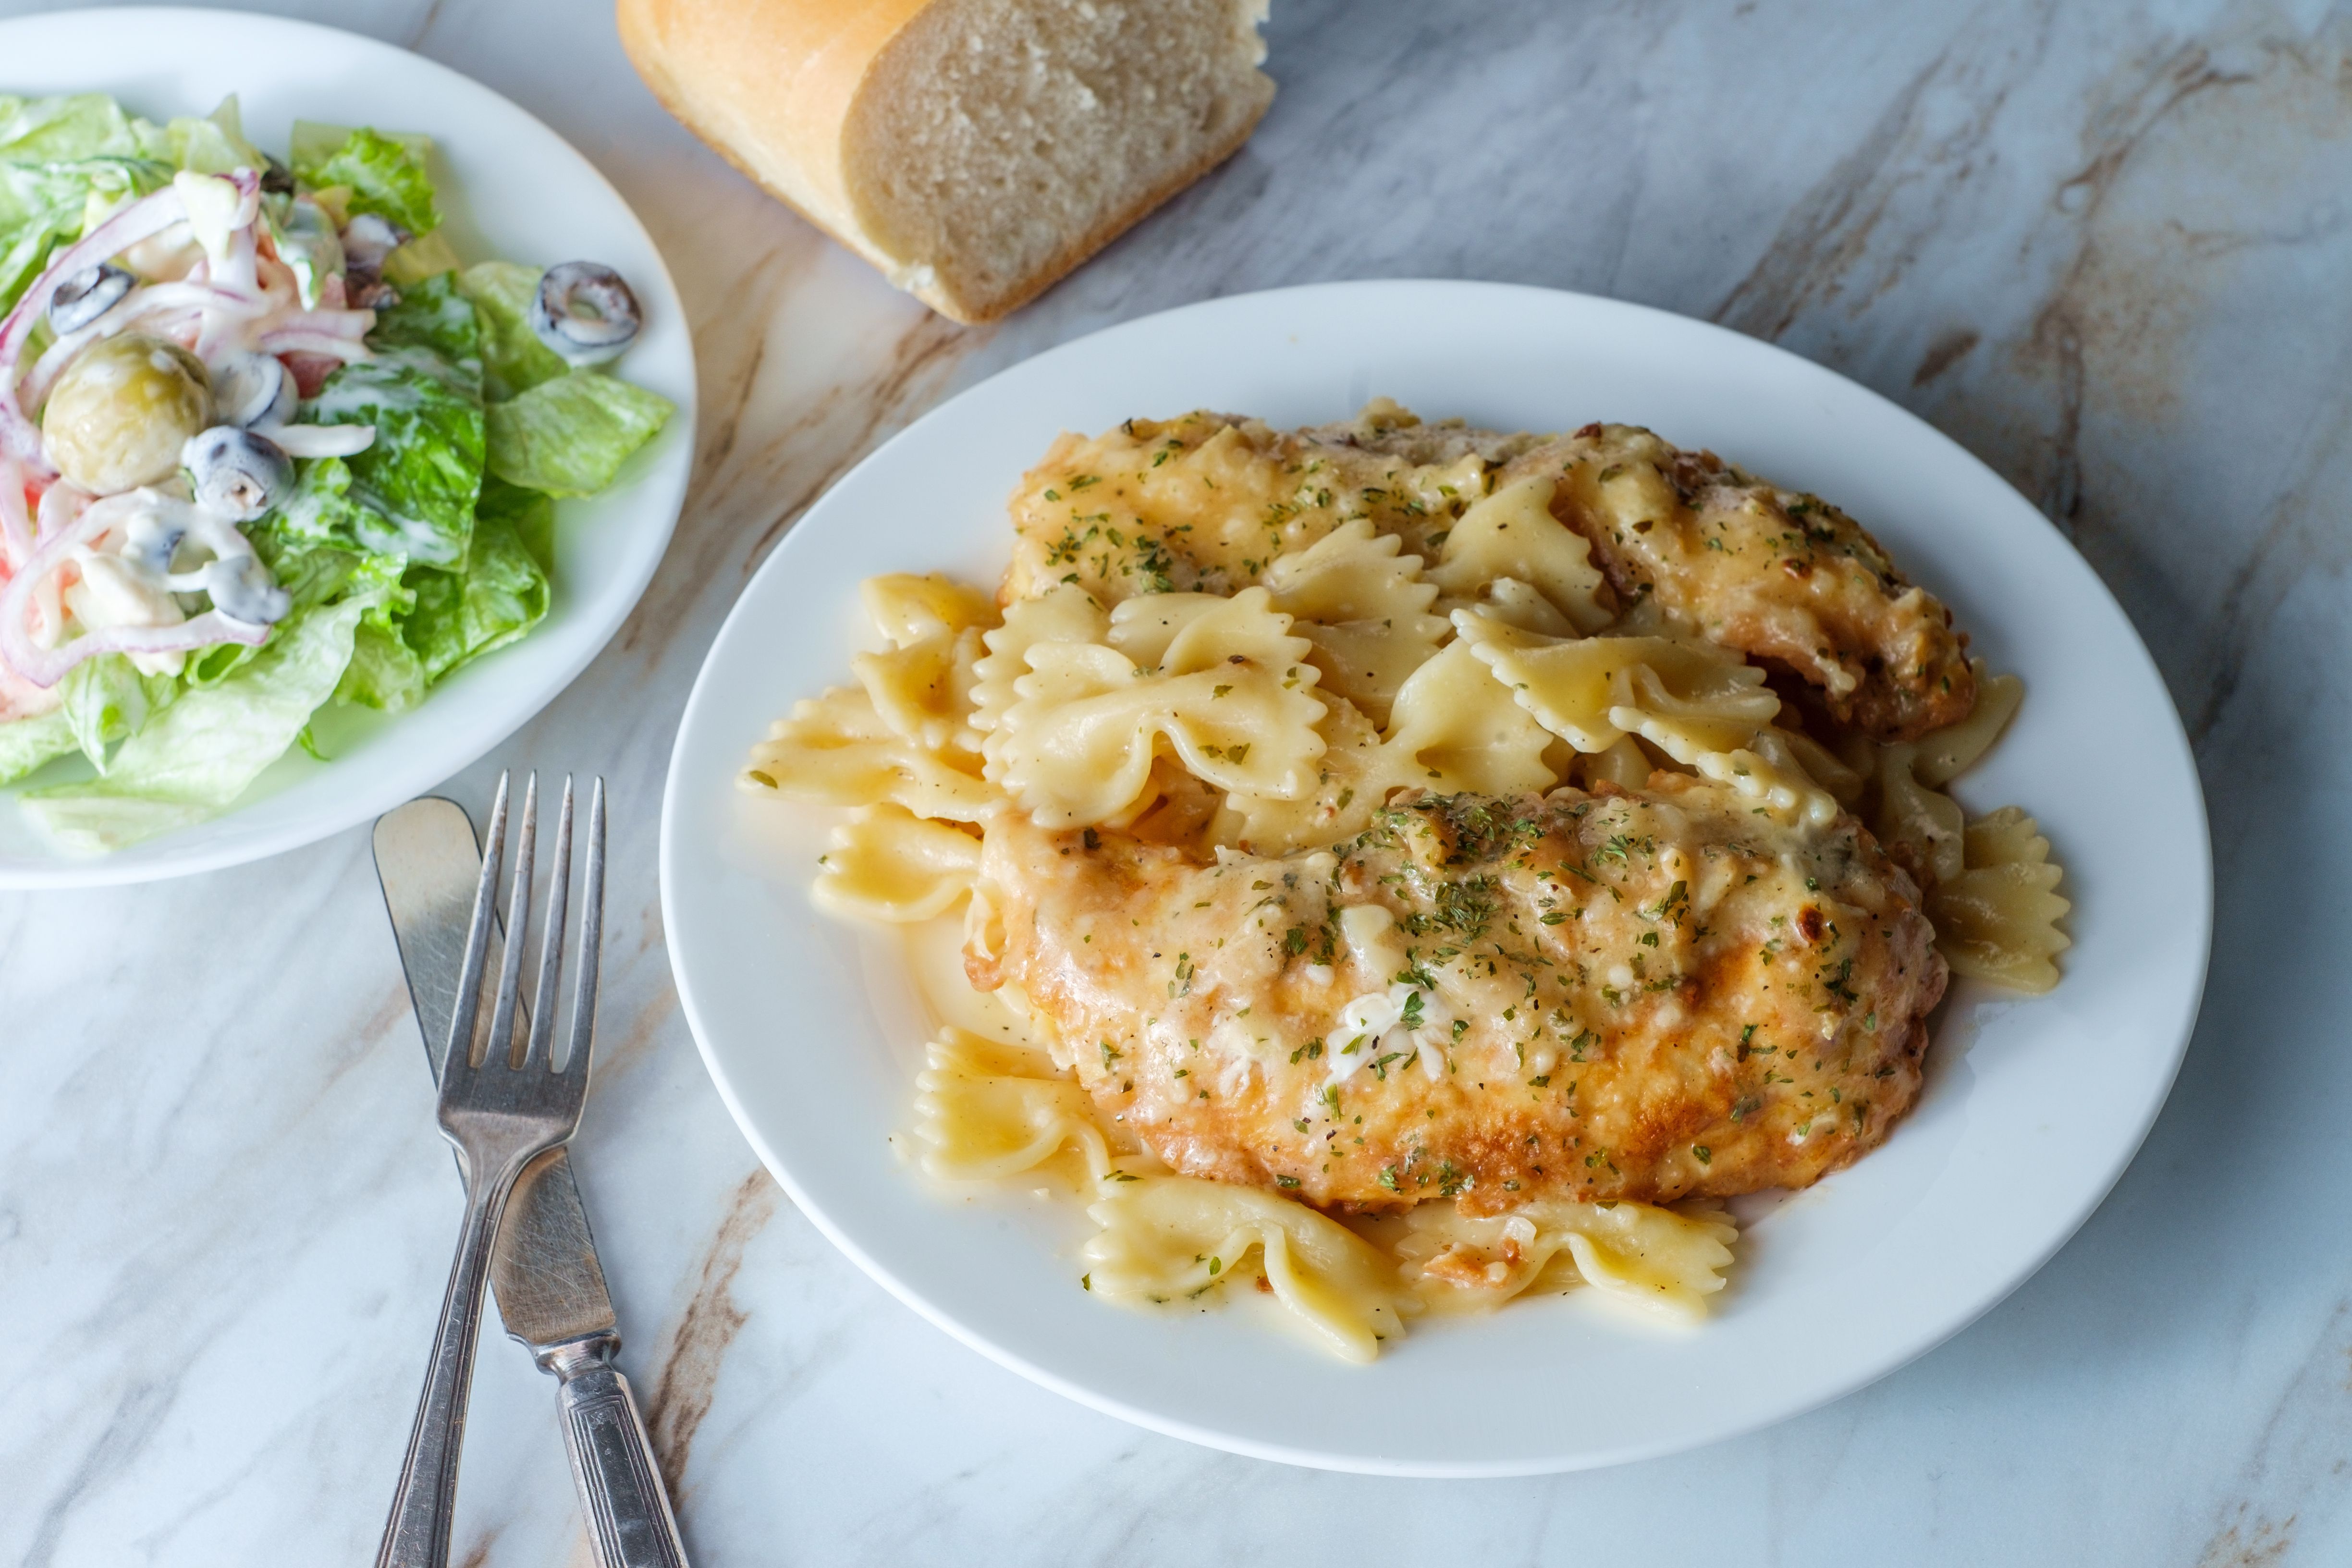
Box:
[0,171,259,471]
[0,477,293,686]
[257,328,374,361]
[32,483,92,641]
[0,454,29,570]
[0,490,139,684]
[2,610,270,686]
[265,304,376,340]
[18,286,261,412]
[2,191,196,468]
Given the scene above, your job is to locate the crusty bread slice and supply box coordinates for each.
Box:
[619,0,1275,323]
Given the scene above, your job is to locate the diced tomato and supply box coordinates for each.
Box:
[285,352,341,398]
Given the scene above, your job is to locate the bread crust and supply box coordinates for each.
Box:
[617,0,1274,323]
[617,0,927,275]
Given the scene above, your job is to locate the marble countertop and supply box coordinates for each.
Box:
[5,0,2346,1562]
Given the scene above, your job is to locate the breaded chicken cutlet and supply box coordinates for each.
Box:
[970,777,1948,1216]
[1004,405,1975,740]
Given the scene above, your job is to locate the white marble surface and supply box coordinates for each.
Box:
[4,0,2346,1562]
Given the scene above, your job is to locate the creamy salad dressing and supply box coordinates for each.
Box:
[0,93,670,850]
[0,168,385,687]
[51,486,287,674]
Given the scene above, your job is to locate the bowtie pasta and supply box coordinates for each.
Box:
[744,402,2070,1362]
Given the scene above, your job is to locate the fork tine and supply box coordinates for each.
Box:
[563,776,605,1078]
[525,777,575,1073]
[488,773,538,1069]
[443,772,510,1078]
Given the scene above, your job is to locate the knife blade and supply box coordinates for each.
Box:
[375,797,690,1568]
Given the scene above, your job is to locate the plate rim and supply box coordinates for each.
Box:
[0,5,697,889]
[660,276,2213,1475]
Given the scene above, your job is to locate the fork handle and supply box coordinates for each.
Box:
[542,1336,690,1568]
[376,1153,529,1568]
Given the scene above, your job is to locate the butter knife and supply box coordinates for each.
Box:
[374,797,689,1568]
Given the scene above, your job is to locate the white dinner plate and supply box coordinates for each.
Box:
[660,280,2210,1475]
[0,8,695,888]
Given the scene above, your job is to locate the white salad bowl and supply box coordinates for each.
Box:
[660,282,2208,1473]
[0,8,695,888]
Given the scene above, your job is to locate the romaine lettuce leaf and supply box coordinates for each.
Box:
[0,94,231,308]
[0,707,74,786]
[456,261,569,400]
[482,475,557,572]
[295,125,439,236]
[259,453,361,544]
[370,270,483,367]
[0,92,164,166]
[290,121,430,177]
[0,153,168,309]
[337,618,428,711]
[59,653,179,768]
[305,273,486,567]
[22,597,372,851]
[166,96,265,177]
[486,370,671,498]
[209,492,414,696]
[401,506,549,686]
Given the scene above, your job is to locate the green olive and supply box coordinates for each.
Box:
[41,333,212,494]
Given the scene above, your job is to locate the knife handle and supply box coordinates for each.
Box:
[541,1336,690,1568]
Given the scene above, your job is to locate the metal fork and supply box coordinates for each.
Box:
[377,772,607,1568]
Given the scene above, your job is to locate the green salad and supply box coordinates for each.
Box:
[0,94,672,851]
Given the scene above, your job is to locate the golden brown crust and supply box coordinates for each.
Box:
[974,781,1948,1214]
[1504,424,1976,740]
[616,0,1272,323]
[1001,410,1495,604]
[616,0,927,271]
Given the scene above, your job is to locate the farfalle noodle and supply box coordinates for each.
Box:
[1262,518,1447,725]
[1872,741,1966,886]
[1379,640,1557,795]
[853,625,988,760]
[746,401,2075,1367]
[1082,1173,1413,1363]
[993,587,1327,824]
[811,805,982,921]
[1914,663,2023,786]
[1429,475,1614,633]
[1927,806,2071,992]
[971,583,1111,765]
[744,686,1001,822]
[1394,1199,1737,1323]
[915,1028,1111,1181]
[860,571,998,646]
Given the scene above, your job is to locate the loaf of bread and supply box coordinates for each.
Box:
[618,0,1275,323]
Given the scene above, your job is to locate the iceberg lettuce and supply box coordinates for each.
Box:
[59,653,180,769]
[0,95,675,851]
[22,597,374,850]
[306,273,486,567]
[457,260,569,400]
[0,707,74,786]
[294,124,439,236]
[403,506,550,686]
[486,369,671,498]
[0,94,170,308]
